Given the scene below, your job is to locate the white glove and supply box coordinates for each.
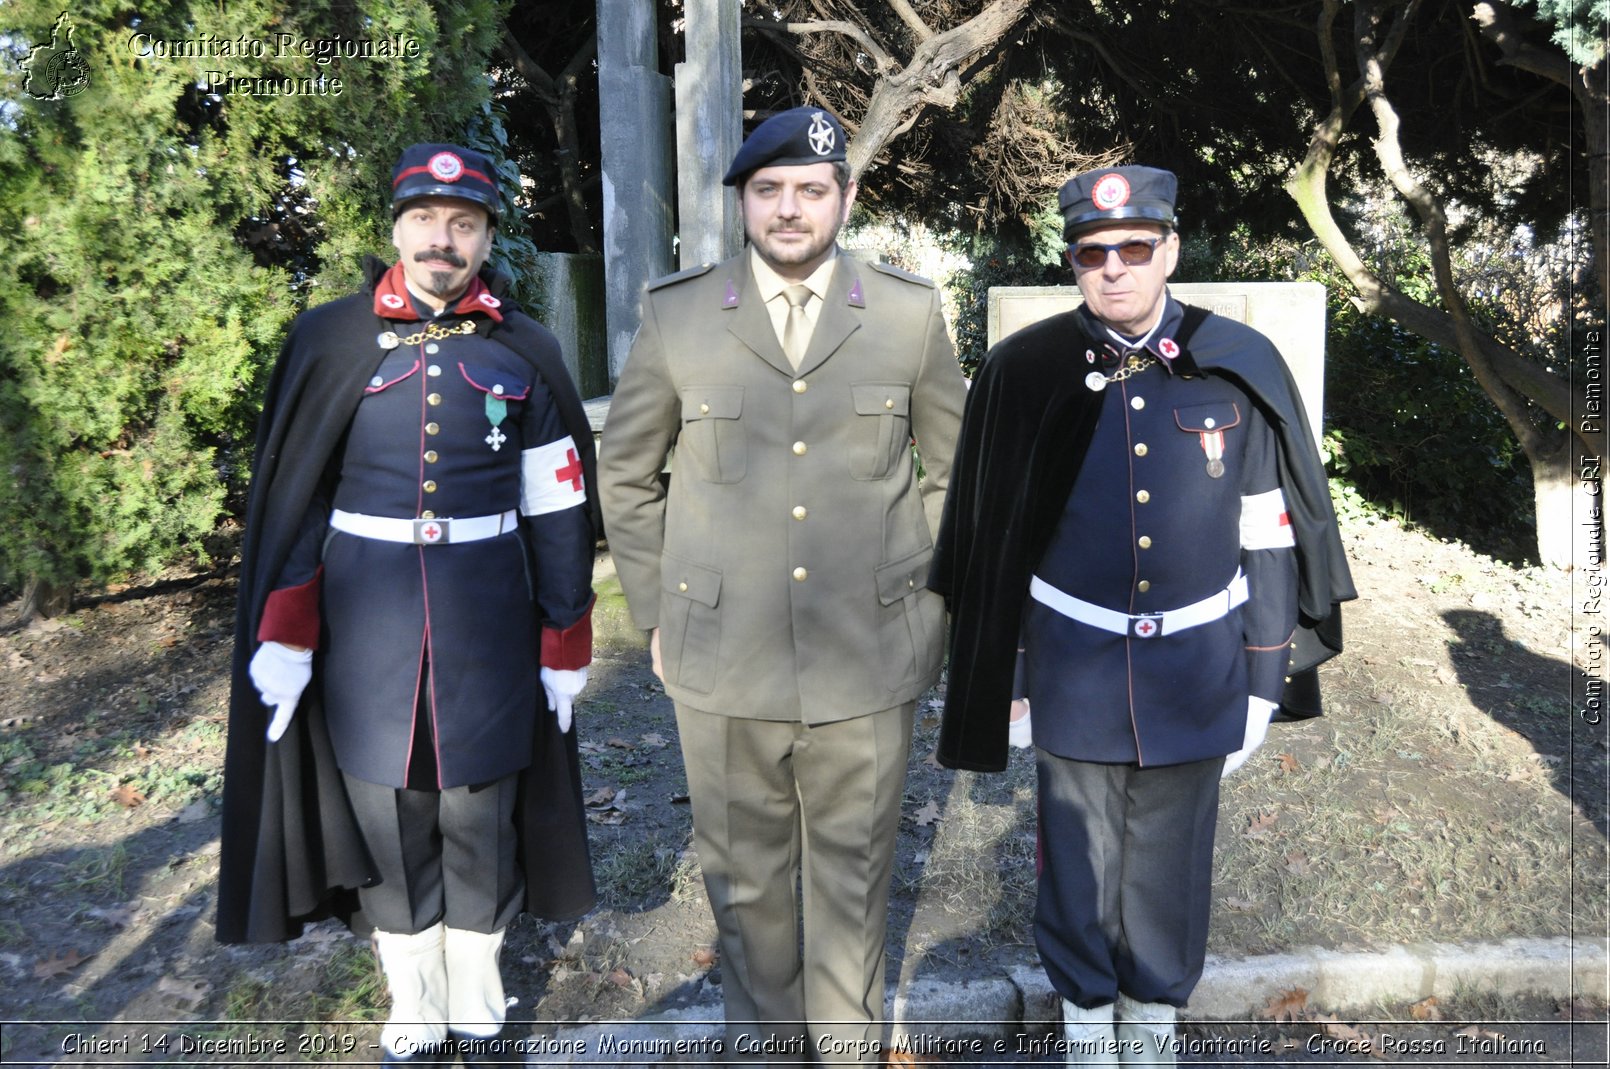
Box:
[1008,699,1033,749]
[249,641,313,743]
[1222,697,1278,778]
[541,667,588,734]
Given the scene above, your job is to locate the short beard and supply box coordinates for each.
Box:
[425,269,460,296]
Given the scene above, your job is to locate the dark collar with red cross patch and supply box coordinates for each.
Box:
[371,262,505,323]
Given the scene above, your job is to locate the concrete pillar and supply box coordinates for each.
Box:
[531,252,608,400]
[597,0,675,384]
[674,0,744,269]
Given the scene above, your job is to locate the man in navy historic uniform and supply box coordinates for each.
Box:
[219,143,599,1064]
[600,108,966,1064]
[931,165,1354,1065]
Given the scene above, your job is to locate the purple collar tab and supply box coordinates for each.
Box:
[847,277,865,308]
[722,279,741,308]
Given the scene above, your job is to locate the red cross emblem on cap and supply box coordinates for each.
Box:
[1093,173,1131,210]
[428,151,464,182]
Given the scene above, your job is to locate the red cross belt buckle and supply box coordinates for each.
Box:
[413,518,449,545]
[1129,613,1163,639]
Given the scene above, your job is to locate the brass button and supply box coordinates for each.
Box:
[427,364,442,376]
[420,510,436,519]
[1285,675,1293,683]
[1131,397,1146,410]
[678,581,689,593]
[884,398,895,410]
[1138,535,1153,549]
[792,506,807,521]
[1137,580,1151,593]
[699,402,710,414]
[908,578,915,588]
[423,480,437,493]
[792,566,808,581]
[424,450,439,463]
[1136,489,1150,503]
[792,441,807,456]
[1134,442,1148,457]
[425,422,440,435]
[427,392,443,406]
[792,380,808,394]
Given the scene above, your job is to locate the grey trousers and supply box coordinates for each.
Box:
[675,702,914,1068]
[343,771,523,935]
[1035,752,1223,1009]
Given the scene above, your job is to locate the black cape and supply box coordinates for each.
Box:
[929,304,1356,773]
[217,257,601,944]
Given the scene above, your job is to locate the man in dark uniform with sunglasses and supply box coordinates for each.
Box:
[220,143,599,1064]
[931,165,1353,1066]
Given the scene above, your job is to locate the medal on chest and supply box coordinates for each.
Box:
[484,387,508,452]
[1200,429,1226,478]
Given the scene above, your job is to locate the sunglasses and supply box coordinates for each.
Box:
[1069,238,1164,269]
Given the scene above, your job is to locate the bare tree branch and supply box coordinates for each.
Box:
[885,0,934,41]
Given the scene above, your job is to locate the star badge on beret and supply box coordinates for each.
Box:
[807,112,836,156]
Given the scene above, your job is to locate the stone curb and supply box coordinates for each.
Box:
[539,938,1606,1063]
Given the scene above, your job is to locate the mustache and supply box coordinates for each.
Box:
[415,248,467,268]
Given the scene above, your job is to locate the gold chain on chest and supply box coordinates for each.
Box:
[397,320,476,346]
[1101,352,1157,385]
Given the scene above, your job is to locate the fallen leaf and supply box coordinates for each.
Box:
[1408,996,1441,1021]
[639,732,668,748]
[133,741,152,758]
[913,800,941,827]
[584,786,620,808]
[34,948,91,980]
[692,946,718,967]
[1455,1025,1505,1042]
[1221,897,1260,913]
[1255,987,1307,1022]
[158,975,210,1009]
[605,736,635,749]
[578,740,606,754]
[607,967,634,989]
[1283,850,1311,875]
[110,783,146,808]
[1277,752,1300,774]
[1317,1014,1381,1056]
[1244,811,1278,839]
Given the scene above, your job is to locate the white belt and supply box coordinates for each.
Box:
[1029,572,1248,639]
[329,509,518,546]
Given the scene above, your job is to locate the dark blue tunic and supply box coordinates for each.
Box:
[1025,300,1298,766]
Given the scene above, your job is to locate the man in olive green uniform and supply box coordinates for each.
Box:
[599,107,966,1065]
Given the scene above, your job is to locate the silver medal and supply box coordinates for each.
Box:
[1206,458,1225,479]
[377,331,400,350]
[1085,371,1108,392]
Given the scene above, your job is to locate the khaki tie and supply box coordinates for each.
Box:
[782,284,813,369]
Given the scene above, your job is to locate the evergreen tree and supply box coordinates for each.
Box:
[0,0,513,610]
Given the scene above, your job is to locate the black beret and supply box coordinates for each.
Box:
[722,107,847,186]
[391,143,500,221]
[1059,166,1177,240]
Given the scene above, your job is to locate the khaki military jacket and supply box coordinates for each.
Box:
[600,250,967,722]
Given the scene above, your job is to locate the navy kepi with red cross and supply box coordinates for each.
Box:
[391,142,500,221]
[1059,165,1177,240]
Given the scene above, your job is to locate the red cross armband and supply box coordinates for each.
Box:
[256,566,323,650]
[1239,488,1295,551]
[542,594,595,671]
[521,435,588,517]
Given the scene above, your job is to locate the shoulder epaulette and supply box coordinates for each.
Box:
[869,261,936,288]
[647,262,716,291]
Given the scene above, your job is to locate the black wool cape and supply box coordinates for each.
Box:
[929,305,1357,773]
[217,257,602,944]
